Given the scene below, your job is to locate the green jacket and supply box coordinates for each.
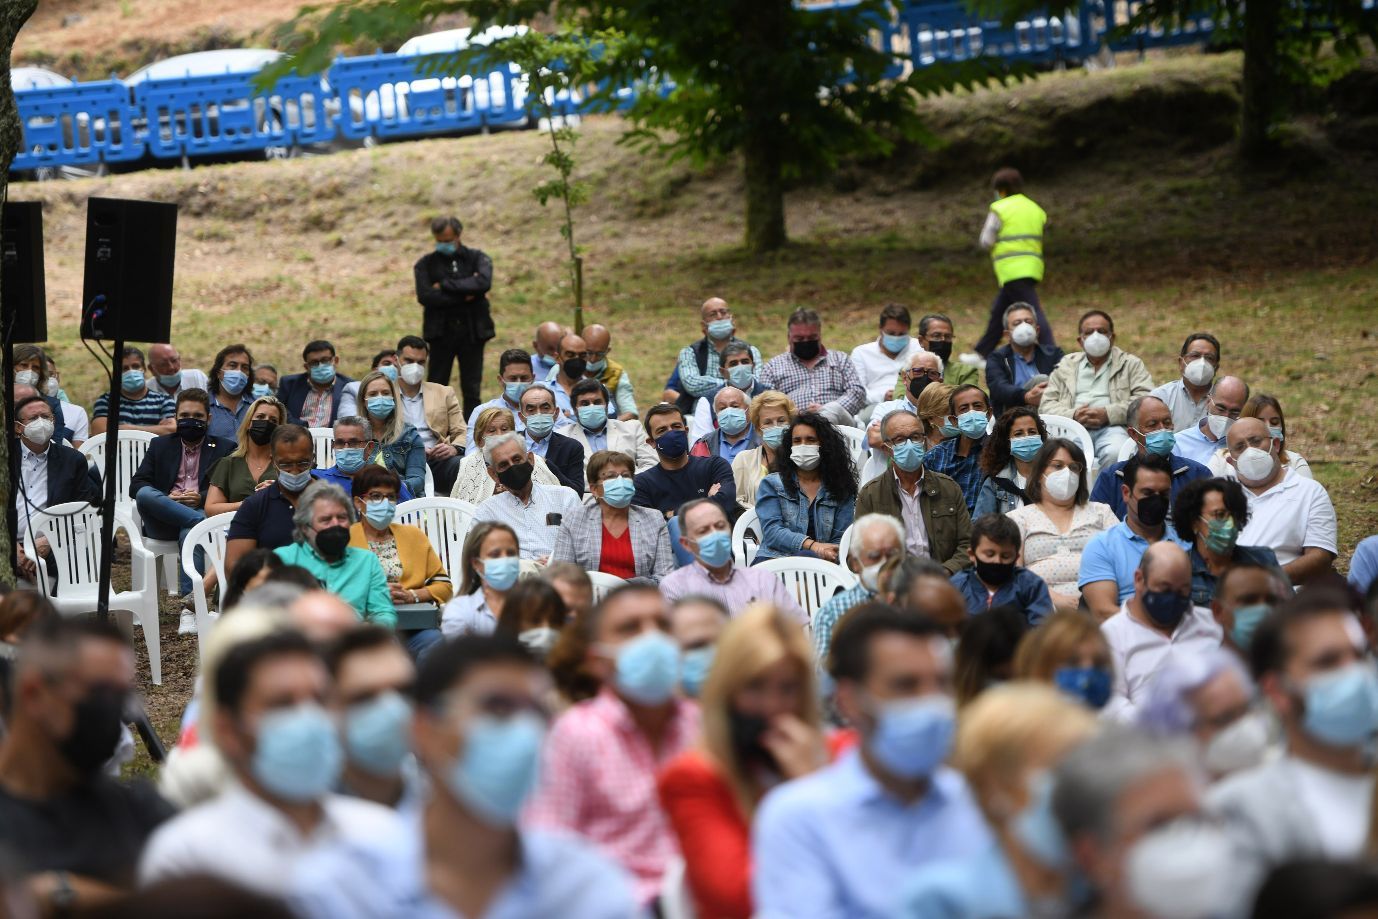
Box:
[854,467,972,575]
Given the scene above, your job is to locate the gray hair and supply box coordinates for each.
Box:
[849,514,906,562]
[909,350,945,375]
[884,556,949,598]
[482,431,526,467]
[252,363,277,376]
[333,415,368,436]
[238,583,308,611]
[1125,396,1152,430]
[292,480,355,543]
[878,407,921,441]
[1052,725,1197,843]
[713,385,748,411]
[676,497,725,539]
[1001,301,1037,329]
[1138,649,1256,737]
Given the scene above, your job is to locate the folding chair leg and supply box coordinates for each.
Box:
[140,601,162,686]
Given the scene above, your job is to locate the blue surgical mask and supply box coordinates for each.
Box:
[891,439,925,472]
[881,333,910,354]
[524,413,555,438]
[221,369,248,395]
[435,241,458,256]
[940,421,961,440]
[706,319,734,341]
[121,369,146,392]
[692,529,733,568]
[578,404,608,431]
[335,447,367,474]
[309,363,336,385]
[586,359,607,375]
[1054,666,1112,709]
[1012,772,1070,868]
[276,469,314,493]
[727,364,755,391]
[251,703,343,803]
[1268,425,1285,442]
[867,693,955,780]
[601,477,636,509]
[379,365,399,382]
[613,632,681,706]
[1230,603,1271,650]
[447,713,544,825]
[761,425,788,449]
[680,646,716,698]
[344,691,412,776]
[482,556,520,591]
[252,382,273,400]
[364,497,397,529]
[956,409,989,440]
[504,381,531,404]
[366,396,395,420]
[717,407,749,437]
[156,372,182,389]
[1143,429,1177,457]
[1009,434,1043,461]
[1302,663,1378,748]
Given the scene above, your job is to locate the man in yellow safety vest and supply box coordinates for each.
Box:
[974,168,1056,359]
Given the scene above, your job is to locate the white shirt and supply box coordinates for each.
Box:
[1101,600,1222,722]
[400,390,436,448]
[1239,466,1338,566]
[60,402,90,444]
[440,588,499,638]
[1149,378,1209,432]
[1289,757,1375,858]
[138,782,398,896]
[865,396,921,437]
[17,441,49,534]
[849,337,923,406]
[472,482,581,562]
[149,368,210,398]
[895,470,930,560]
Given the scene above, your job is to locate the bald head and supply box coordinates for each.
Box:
[534,322,565,358]
[583,324,611,354]
[288,590,359,643]
[13,384,38,403]
[1137,541,1191,595]
[1128,396,1172,432]
[148,343,181,376]
[701,298,728,321]
[713,385,749,412]
[1210,376,1249,414]
[901,575,967,634]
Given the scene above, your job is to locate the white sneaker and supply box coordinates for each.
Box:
[178,609,197,635]
[958,352,986,369]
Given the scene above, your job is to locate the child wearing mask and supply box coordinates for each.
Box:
[951,514,1053,626]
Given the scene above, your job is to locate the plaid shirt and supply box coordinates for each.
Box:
[758,348,867,417]
[812,584,876,664]
[524,688,700,906]
[676,337,763,399]
[923,436,986,514]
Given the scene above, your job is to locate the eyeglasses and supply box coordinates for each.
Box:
[886,433,927,447]
[359,491,397,502]
[332,439,371,449]
[276,459,314,473]
[923,332,954,343]
[1207,398,1241,420]
[306,358,335,368]
[907,368,942,381]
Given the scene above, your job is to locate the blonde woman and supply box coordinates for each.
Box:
[658,604,826,919]
[731,390,796,510]
[916,382,956,449]
[204,395,287,516]
[449,406,559,505]
[1013,610,1116,711]
[356,369,426,498]
[897,682,1098,918]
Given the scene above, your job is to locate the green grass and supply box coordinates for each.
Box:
[16,52,1378,566]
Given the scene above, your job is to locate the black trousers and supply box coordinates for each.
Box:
[426,334,487,418]
[974,277,1055,358]
[427,453,464,496]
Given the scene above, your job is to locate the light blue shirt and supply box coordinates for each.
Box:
[752,750,992,919]
[291,812,641,919]
[1078,520,1189,601]
[896,843,1028,919]
[526,431,551,458]
[717,432,753,463]
[1172,420,1224,466]
[1350,535,1378,596]
[581,426,609,453]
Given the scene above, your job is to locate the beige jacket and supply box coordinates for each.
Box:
[1040,347,1154,428]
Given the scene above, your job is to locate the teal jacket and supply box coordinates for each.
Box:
[275,542,396,629]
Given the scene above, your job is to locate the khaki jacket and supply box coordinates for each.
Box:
[419,382,467,446]
[854,467,972,574]
[1040,347,1154,428]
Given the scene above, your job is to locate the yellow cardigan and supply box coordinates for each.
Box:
[348,522,454,605]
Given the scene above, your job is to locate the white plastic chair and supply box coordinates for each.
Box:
[309,427,335,470]
[586,570,627,602]
[79,431,179,594]
[860,450,889,486]
[732,508,762,567]
[395,497,477,580]
[1116,437,1139,463]
[660,857,698,919]
[754,556,858,627]
[835,424,868,469]
[25,502,163,685]
[836,525,854,566]
[1040,414,1098,478]
[423,463,436,498]
[181,513,236,659]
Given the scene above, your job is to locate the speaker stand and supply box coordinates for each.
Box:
[94,336,124,623]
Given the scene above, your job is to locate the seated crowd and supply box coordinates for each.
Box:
[3,284,1377,919]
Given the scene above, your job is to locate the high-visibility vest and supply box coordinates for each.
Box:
[989,193,1047,285]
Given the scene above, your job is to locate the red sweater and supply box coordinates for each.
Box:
[657,750,753,919]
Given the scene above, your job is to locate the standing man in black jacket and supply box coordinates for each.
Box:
[985,301,1064,419]
[414,216,494,418]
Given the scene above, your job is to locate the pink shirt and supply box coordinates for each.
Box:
[524,687,700,906]
[174,442,201,493]
[301,387,332,428]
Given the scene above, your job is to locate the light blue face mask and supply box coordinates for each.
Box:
[940,421,962,440]
[435,241,458,256]
[891,439,926,472]
[447,713,545,825]
[1012,771,1070,868]
[276,469,314,493]
[482,556,521,591]
[1142,429,1177,457]
[251,703,343,803]
[761,425,788,449]
[680,646,716,698]
[221,369,248,395]
[252,382,274,400]
[586,359,607,375]
[726,363,755,391]
[1268,425,1285,442]
[366,396,395,419]
[868,694,955,780]
[335,447,367,474]
[717,407,749,437]
[578,404,608,431]
[1009,434,1043,462]
[692,529,733,568]
[1302,663,1378,748]
[504,381,531,404]
[379,365,399,382]
[881,333,910,354]
[613,632,681,706]
[956,409,989,439]
[364,497,396,529]
[706,319,734,341]
[601,476,636,508]
[344,691,413,777]
[121,369,146,392]
[1230,603,1271,650]
[309,363,336,385]
[155,371,182,389]
[524,413,555,438]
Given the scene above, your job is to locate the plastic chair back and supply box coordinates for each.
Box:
[732,508,762,567]
[395,497,477,578]
[754,556,858,624]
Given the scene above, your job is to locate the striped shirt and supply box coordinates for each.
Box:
[471,482,581,562]
[92,390,174,426]
[676,338,764,400]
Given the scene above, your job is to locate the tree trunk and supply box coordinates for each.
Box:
[738,0,791,253]
[743,132,786,253]
[1240,0,1281,161]
[0,0,41,587]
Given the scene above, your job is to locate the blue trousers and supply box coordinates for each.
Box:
[403,628,444,664]
[134,487,205,595]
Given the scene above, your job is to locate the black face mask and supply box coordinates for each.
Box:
[926,340,953,363]
[248,419,277,446]
[1135,493,1170,528]
[728,711,776,771]
[975,559,1017,586]
[498,461,534,493]
[315,525,351,561]
[908,376,931,401]
[561,358,587,380]
[791,340,821,361]
[58,684,127,777]
[176,417,208,444]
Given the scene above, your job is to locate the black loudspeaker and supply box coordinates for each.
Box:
[80,197,177,342]
[1,201,46,344]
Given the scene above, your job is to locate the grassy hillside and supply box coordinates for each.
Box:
[14,52,1378,565]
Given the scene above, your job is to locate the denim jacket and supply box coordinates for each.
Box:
[973,462,1027,519]
[380,424,427,498]
[755,472,856,562]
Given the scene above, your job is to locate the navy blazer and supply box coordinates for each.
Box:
[541,431,587,497]
[45,443,103,508]
[986,343,1064,419]
[277,372,355,427]
[129,433,237,500]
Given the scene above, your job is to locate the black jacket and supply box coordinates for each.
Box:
[414,245,495,344]
[278,373,355,428]
[986,343,1065,419]
[542,431,587,497]
[23,442,103,512]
